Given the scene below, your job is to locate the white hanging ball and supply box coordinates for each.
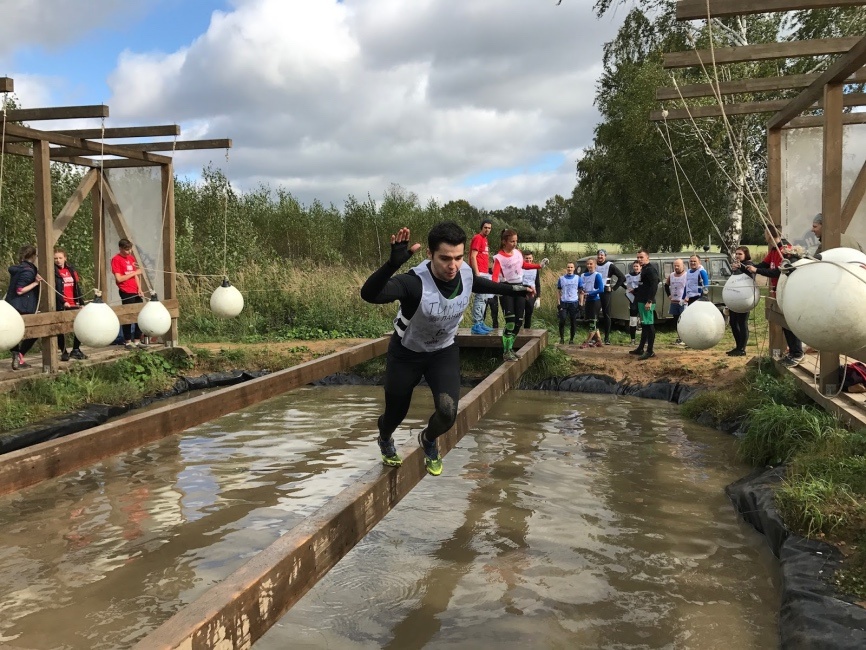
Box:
[776,258,815,314]
[783,261,866,353]
[817,247,866,265]
[74,297,121,347]
[677,301,725,350]
[210,279,244,318]
[722,274,760,313]
[0,300,26,351]
[138,294,172,337]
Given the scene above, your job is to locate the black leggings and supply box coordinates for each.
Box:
[558,302,579,341]
[378,338,461,443]
[499,285,527,339]
[119,290,143,341]
[523,295,535,329]
[12,338,36,356]
[599,291,612,339]
[729,310,749,351]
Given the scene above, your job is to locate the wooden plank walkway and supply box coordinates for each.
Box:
[134,331,547,650]
[779,352,866,429]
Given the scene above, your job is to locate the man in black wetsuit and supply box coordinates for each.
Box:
[628,249,660,361]
[595,249,626,345]
[360,222,535,476]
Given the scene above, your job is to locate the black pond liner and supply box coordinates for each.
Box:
[0,370,270,455]
[726,467,866,649]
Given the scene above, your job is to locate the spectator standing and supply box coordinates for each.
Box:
[812,212,864,254]
[53,248,87,361]
[629,249,660,361]
[727,246,755,357]
[5,245,42,370]
[557,262,581,345]
[665,258,688,346]
[595,249,626,345]
[521,252,542,329]
[624,260,642,345]
[579,259,605,349]
[469,220,493,335]
[111,238,144,350]
[684,255,709,305]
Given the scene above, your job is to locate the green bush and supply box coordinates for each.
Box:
[680,388,752,426]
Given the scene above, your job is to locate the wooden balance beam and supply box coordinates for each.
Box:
[134,330,547,650]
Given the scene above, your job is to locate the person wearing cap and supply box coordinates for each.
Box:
[595,249,625,345]
[811,213,864,254]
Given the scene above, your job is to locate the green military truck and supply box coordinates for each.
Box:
[574,252,733,323]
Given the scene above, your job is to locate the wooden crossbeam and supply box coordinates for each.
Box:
[768,35,866,128]
[842,158,866,231]
[656,68,866,100]
[49,138,232,158]
[52,169,99,242]
[3,104,109,122]
[664,37,860,69]
[651,91,866,120]
[134,332,546,650]
[677,0,866,21]
[20,299,180,339]
[785,112,866,128]
[0,77,12,93]
[56,125,181,139]
[2,121,171,164]
[0,337,390,497]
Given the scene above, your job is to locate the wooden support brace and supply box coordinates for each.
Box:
[134,332,546,650]
[20,299,179,339]
[33,140,59,374]
[50,138,232,158]
[664,37,860,69]
[52,169,99,242]
[841,158,866,233]
[652,92,866,121]
[785,113,866,129]
[3,104,109,122]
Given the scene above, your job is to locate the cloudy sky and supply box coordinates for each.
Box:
[1,0,621,211]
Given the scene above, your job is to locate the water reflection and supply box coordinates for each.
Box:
[0,389,778,649]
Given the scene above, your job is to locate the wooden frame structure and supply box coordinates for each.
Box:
[0,77,231,373]
[654,1,866,397]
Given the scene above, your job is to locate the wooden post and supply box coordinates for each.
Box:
[819,82,844,393]
[161,163,178,346]
[766,127,786,360]
[33,140,59,373]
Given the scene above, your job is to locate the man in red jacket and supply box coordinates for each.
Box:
[110,238,144,350]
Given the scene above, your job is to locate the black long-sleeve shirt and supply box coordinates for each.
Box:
[361,260,530,321]
[633,262,660,304]
[604,263,626,291]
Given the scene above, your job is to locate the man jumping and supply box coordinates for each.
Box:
[360,223,535,476]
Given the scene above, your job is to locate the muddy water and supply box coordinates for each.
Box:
[0,388,778,649]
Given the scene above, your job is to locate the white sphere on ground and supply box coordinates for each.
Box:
[723,274,760,313]
[677,301,725,350]
[210,280,244,318]
[784,261,866,352]
[0,300,26,351]
[74,300,121,347]
[138,296,172,337]
[817,247,866,265]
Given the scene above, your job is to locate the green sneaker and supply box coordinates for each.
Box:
[418,431,443,476]
[377,436,402,467]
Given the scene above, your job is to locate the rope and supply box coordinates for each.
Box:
[0,94,6,222]
[657,114,694,249]
[222,146,230,279]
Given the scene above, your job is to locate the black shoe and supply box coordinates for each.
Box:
[18,361,31,369]
[628,349,644,355]
[70,349,87,360]
[604,339,611,345]
[568,339,574,345]
[729,349,746,357]
[559,338,565,345]
[638,351,656,361]
[60,351,70,362]
[11,354,19,370]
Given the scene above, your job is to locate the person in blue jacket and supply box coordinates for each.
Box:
[685,255,710,304]
[5,245,43,370]
[579,258,605,349]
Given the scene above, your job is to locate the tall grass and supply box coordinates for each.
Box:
[738,403,842,466]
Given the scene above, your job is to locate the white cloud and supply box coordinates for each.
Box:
[9,0,619,210]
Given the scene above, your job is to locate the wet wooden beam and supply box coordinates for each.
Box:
[3,104,109,122]
[50,138,232,158]
[677,0,866,21]
[769,35,866,129]
[0,337,390,497]
[0,77,12,92]
[650,91,866,121]
[664,37,859,69]
[20,299,180,339]
[1,121,171,164]
[134,331,547,650]
[656,68,866,100]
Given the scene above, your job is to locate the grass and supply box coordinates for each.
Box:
[680,358,866,600]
